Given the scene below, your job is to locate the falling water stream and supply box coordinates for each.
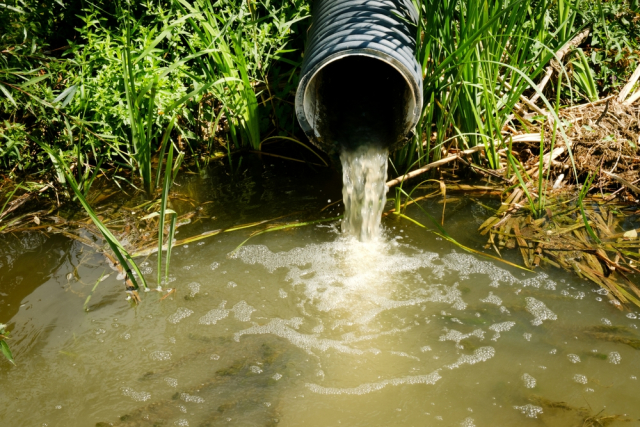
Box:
[1,155,639,427]
[340,146,389,241]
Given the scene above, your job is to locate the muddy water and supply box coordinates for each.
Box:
[1,156,639,427]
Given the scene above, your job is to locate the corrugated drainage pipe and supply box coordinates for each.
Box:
[295,0,423,157]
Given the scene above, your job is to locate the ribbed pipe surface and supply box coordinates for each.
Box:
[295,0,423,156]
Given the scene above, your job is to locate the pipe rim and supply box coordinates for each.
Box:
[295,48,423,151]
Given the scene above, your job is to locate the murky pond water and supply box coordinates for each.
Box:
[1,155,639,427]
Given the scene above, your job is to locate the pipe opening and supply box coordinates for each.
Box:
[303,55,415,152]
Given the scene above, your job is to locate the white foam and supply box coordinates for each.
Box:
[608,352,621,364]
[187,282,201,298]
[522,373,536,388]
[514,404,543,418]
[567,354,581,363]
[573,374,587,384]
[439,328,485,349]
[121,387,151,402]
[231,301,255,322]
[525,297,557,326]
[480,292,502,305]
[489,321,516,341]
[445,347,495,369]
[199,301,229,325]
[306,371,442,395]
[461,417,475,427]
[150,350,172,361]
[168,307,194,324]
[180,393,205,403]
[234,318,374,355]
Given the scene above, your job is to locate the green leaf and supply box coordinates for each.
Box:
[53,84,78,108]
[0,83,17,108]
[1,340,15,365]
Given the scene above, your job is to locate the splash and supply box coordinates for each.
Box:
[340,145,389,241]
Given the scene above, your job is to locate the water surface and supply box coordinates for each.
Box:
[1,156,639,427]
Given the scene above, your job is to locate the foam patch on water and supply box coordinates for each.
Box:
[439,328,485,349]
[522,373,536,388]
[180,393,205,403]
[514,404,543,418]
[480,292,502,305]
[121,387,151,402]
[609,352,621,364]
[233,242,468,325]
[567,354,581,363]
[489,321,516,341]
[232,301,255,322]
[168,307,194,324]
[199,301,229,325]
[234,318,374,355]
[445,347,495,370]
[573,374,587,384]
[525,297,557,325]
[150,350,172,361]
[306,371,442,395]
[460,418,476,427]
[187,282,201,298]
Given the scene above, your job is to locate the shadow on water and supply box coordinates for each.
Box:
[0,233,74,321]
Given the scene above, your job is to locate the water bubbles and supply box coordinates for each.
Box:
[272,373,282,381]
[523,333,532,341]
[573,374,587,384]
[489,321,515,341]
[198,301,229,325]
[278,288,288,298]
[180,393,205,403]
[525,297,557,326]
[210,262,219,271]
[513,404,543,418]
[250,366,263,374]
[210,354,220,360]
[420,346,432,352]
[445,347,495,370]
[601,318,612,326]
[460,417,476,427]
[521,373,536,388]
[567,354,581,363]
[227,281,237,288]
[121,387,151,402]
[480,292,502,305]
[168,308,194,324]
[164,377,178,388]
[187,282,201,298]
[608,352,621,364]
[626,313,637,319]
[175,419,189,427]
[150,351,172,361]
[232,301,256,322]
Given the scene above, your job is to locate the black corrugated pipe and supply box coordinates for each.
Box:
[295,0,423,157]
